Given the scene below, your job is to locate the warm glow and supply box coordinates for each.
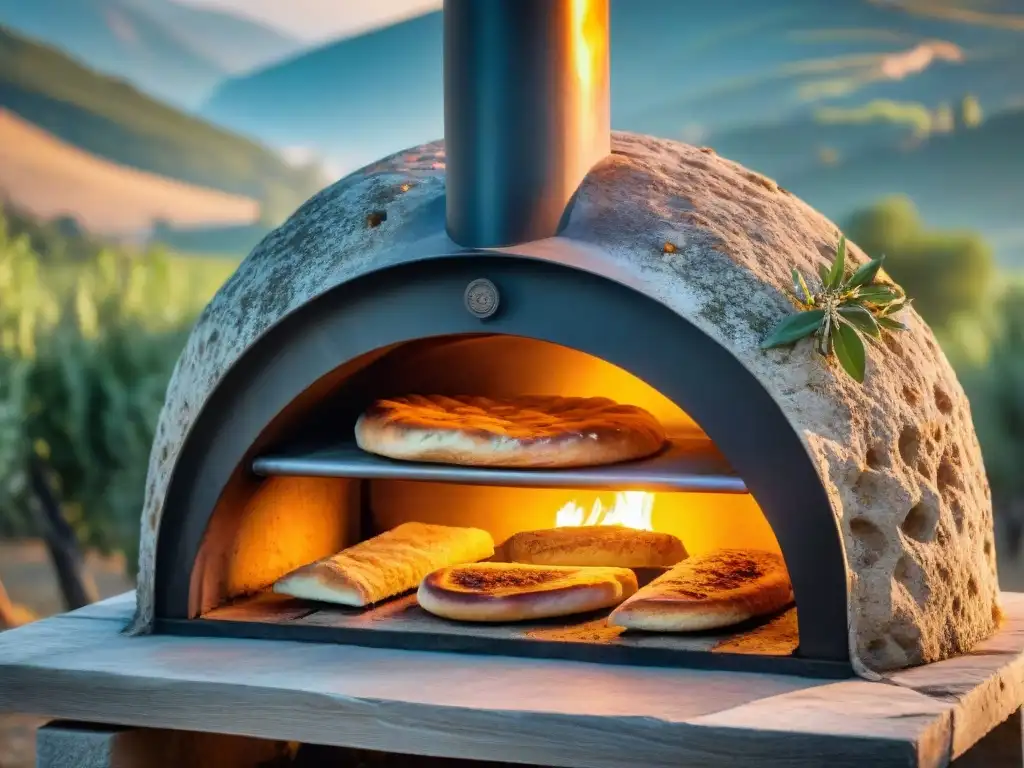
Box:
[569,0,607,156]
[358,336,781,556]
[555,491,655,531]
[571,0,595,92]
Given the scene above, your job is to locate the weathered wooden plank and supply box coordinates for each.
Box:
[690,679,953,767]
[0,616,116,666]
[0,611,875,767]
[3,592,1024,767]
[60,592,136,622]
[2,615,810,722]
[3,665,935,768]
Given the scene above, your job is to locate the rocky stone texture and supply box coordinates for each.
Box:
[127,132,999,676]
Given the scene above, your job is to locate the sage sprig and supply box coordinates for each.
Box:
[761,235,910,383]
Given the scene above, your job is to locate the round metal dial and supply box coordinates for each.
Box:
[464,278,500,319]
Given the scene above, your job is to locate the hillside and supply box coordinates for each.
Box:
[125,0,302,74]
[204,11,445,173]
[0,25,324,221]
[202,0,1024,173]
[698,103,1024,267]
[0,110,258,237]
[0,0,302,108]
[776,107,1024,268]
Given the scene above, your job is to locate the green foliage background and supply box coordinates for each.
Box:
[0,210,234,574]
[845,195,996,331]
[846,197,1024,531]
[963,286,1024,507]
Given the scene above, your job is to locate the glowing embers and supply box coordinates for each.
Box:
[555,491,655,531]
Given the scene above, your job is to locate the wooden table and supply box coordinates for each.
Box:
[2,591,1024,768]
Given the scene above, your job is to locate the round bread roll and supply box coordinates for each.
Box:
[354,394,667,468]
[417,562,639,622]
[499,526,687,568]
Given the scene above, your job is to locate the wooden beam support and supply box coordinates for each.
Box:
[34,721,292,768]
[953,708,1023,767]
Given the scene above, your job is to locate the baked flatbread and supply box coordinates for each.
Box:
[273,522,494,607]
[608,549,793,632]
[498,526,687,568]
[354,394,667,468]
[418,562,638,622]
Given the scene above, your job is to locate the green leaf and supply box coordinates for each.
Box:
[876,315,909,332]
[880,297,913,317]
[827,235,847,290]
[857,284,904,305]
[817,316,833,356]
[832,321,866,383]
[760,309,826,349]
[818,263,831,289]
[838,305,880,338]
[792,268,813,306]
[845,255,885,290]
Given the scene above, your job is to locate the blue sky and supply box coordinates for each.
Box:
[179,0,441,41]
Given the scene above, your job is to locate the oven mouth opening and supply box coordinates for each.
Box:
[171,333,841,676]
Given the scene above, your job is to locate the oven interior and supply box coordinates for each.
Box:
[176,333,830,674]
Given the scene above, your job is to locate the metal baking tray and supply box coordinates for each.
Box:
[252,437,748,493]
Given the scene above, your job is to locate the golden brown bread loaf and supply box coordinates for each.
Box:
[498,525,687,568]
[417,562,638,622]
[608,549,793,632]
[272,522,494,607]
[354,394,667,468]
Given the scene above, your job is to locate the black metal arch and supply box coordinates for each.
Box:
[153,254,850,663]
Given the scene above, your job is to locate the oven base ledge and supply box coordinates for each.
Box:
[154,616,855,680]
[4,591,1024,768]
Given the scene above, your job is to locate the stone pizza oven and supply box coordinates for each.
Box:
[126,0,999,679]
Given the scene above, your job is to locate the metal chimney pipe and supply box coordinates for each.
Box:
[443,0,611,249]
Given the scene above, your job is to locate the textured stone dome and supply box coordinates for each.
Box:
[129,132,999,677]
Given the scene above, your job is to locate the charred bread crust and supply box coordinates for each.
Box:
[355,394,667,468]
[417,563,638,622]
[609,549,793,632]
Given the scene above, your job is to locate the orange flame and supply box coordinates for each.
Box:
[554,491,655,531]
[569,0,607,155]
[572,0,595,91]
